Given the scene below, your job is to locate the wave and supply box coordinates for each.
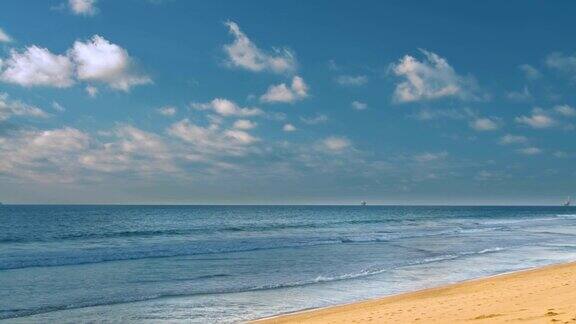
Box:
[2,213,564,245]
[0,218,435,245]
[0,224,519,271]
[0,239,342,270]
[0,246,507,320]
[127,274,230,284]
[557,214,576,219]
[0,223,340,244]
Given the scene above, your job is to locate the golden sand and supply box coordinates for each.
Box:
[255,262,576,323]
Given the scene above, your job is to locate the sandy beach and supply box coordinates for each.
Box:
[255,262,576,323]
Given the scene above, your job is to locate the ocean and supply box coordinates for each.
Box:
[1,205,576,323]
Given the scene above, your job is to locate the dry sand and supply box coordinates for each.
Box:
[254,262,576,323]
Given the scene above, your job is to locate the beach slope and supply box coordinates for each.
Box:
[255,262,576,323]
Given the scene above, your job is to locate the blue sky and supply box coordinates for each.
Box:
[0,0,575,204]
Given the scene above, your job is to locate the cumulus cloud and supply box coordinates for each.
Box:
[191,98,262,117]
[69,35,151,91]
[351,101,367,111]
[515,109,556,129]
[0,35,149,91]
[260,76,308,103]
[0,46,75,87]
[0,127,89,182]
[0,27,12,42]
[475,170,500,181]
[545,52,576,78]
[498,134,528,145]
[411,108,472,121]
[233,119,257,130]
[52,101,66,112]
[300,114,328,125]
[414,151,448,163]
[85,85,99,97]
[224,129,258,144]
[157,106,177,116]
[223,21,296,74]
[68,0,98,16]
[80,125,175,173]
[554,151,569,158]
[322,136,351,152]
[335,75,368,87]
[168,118,258,156]
[519,64,541,80]
[283,123,296,132]
[0,119,268,182]
[515,106,576,130]
[391,50,478,103]
[470,117,499,131]
[554,104,576,117]
[506,86,532,102]
[517,146,542,155]
[412,107,499,134]
[0,92,49,121]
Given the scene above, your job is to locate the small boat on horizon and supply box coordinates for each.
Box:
[564,197,571,207]
[361,201,367,206]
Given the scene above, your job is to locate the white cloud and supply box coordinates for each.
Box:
[233,119,257,130]
[475,170,499,181]
[554,151,568,158]
[0,35,149,91]
[0,92,49,121]
[168,119,258,157]
[191,98,262,117]
[0,46,75,87]
[0,119,267,182]
[515,110,555,129]
[517,147,542,155]
[80,125,176,174]
[52,101,66,112]
[157,106,177,116]
[0,27,12,42]
[0,127,89,182]
[412,107,499,133]
[470,117,499,131]
[545,52,576,78]
[69,35,151,91]
[224,129,258,144]
[283,123,296,132]
[498,134,528,145]
[335,75,368,87]
[68,0,98,16]
[223,21,296,74]
[351,101,367,111]
[506,86,532,102]
[411,108,471,121]
[322,136,351,152]
[300,114,328,125]
[414,151,448,163]
[260,76,308,103]
[85,85,99,97]
[391,50,477,103]
[327,59,339,71]
[519,64,541,80]
[554,104,576,117]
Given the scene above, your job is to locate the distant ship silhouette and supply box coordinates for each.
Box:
[564,197,571,207]
[361,201,367,206]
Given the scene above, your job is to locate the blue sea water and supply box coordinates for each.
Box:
[1,205,576,323]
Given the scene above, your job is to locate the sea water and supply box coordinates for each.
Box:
[1,205,576,323]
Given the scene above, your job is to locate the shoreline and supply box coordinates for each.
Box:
[253,261,576,323]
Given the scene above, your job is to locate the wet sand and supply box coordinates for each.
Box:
[254,262,576,323]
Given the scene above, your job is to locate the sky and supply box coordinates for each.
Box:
[0,0,575,205]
